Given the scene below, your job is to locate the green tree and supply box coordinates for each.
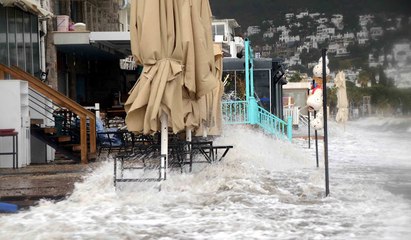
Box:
[300,48,321,66]
[376,66,394,87]
[289,72,302,82]
[358,70,371,87]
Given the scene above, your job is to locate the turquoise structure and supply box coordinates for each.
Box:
[222,39,292,142]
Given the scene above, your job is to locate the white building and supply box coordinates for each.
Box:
[263,27,275,39]
[284,53,302,66]
[296,11,309,19]
[345,69,360,84]
[246,25,261,36]
[368,54,385,68]
[359,15,374,27]
[279,34,300,43]
[331,14,344,30]
[297,44,310,54]
[212,19,243,58]
[323,27,336,35]
[336,47,349,57]
[309,13,321,18]
[316,17,328,24]
[263,31,274,39]
[316,33,330,43]
[392,42,411,66]
[328,43,340,54]
[276,25,288,32]
[356,30,369,45]
[370,27,383,39]
[344,32,355,40]
[285,13,295,21]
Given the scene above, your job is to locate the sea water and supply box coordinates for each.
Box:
[0,117,410,240]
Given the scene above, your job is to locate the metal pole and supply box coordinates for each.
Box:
[307,89,311,149]
[249,45,257,124]
[322,49,330,197]
[245,39,250,104]
[314,111,319,167]
[185,127,192,170]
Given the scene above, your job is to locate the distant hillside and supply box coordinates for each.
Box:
[209,0,411,29]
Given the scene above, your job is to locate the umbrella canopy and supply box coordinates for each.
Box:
[125,0,218,135]
[335,71,349,124]
[196,44,224,136]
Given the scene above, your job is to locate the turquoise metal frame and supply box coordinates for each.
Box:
[222,100,248,124]
[222,39,293,141]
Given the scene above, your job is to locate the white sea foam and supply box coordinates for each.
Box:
[0,119,410,239]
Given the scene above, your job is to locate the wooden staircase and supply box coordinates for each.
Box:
[30,122,80,163]
[0,64,96,164]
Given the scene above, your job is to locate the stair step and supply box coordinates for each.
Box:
[31,119,44,125]
[72,144,81,151]
[88,152,97,161]
[56,136,71,143]
[43,127,57,134]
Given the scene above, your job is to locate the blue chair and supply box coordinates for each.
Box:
[96,117,126,156]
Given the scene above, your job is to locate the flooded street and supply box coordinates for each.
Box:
[1,117,411,239]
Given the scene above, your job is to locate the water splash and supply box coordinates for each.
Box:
[0,121,410,239]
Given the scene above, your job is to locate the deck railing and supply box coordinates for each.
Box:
[222,100,248,124]
[0,64,96,163]
[283,106,300,126]
[222,100,292,141]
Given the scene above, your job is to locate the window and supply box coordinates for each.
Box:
[212,24,225,36]
[0,6,8,65]
[0,5,39,75]
[223,70,246,100]
[254,70,270,111]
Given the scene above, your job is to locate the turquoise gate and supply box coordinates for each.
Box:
[222,39,293,141]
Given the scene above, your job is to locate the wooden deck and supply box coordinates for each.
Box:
[0,162,97,210]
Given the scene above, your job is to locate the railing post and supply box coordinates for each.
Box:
[245,39,250,107]
[80,115,88,164]
[245,39,258,124]
[287,116,293,142]
[89,116,96,155]
[249,98,258,124]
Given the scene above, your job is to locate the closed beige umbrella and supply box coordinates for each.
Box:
[197,44,224,136]
[335,71,349,124]
[125,0,218,135]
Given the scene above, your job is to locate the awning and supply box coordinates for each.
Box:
[53,31,132,60]
[0,0,53,18]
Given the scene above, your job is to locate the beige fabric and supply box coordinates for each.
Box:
[194,44,223,136]
[335,71,349,124]
[207,44,224,135]
[125,0,218,134]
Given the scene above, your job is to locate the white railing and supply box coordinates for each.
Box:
[283,106,300,126]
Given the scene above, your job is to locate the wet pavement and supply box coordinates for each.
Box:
[0,161,100,210]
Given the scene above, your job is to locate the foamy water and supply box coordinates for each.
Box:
[1,118,411,239]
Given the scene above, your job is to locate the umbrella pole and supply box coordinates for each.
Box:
[160,112,168,180]
[186,127,192,172]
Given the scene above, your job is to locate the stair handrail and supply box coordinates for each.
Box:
[0,64,96,163]
[256,105,292,141]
